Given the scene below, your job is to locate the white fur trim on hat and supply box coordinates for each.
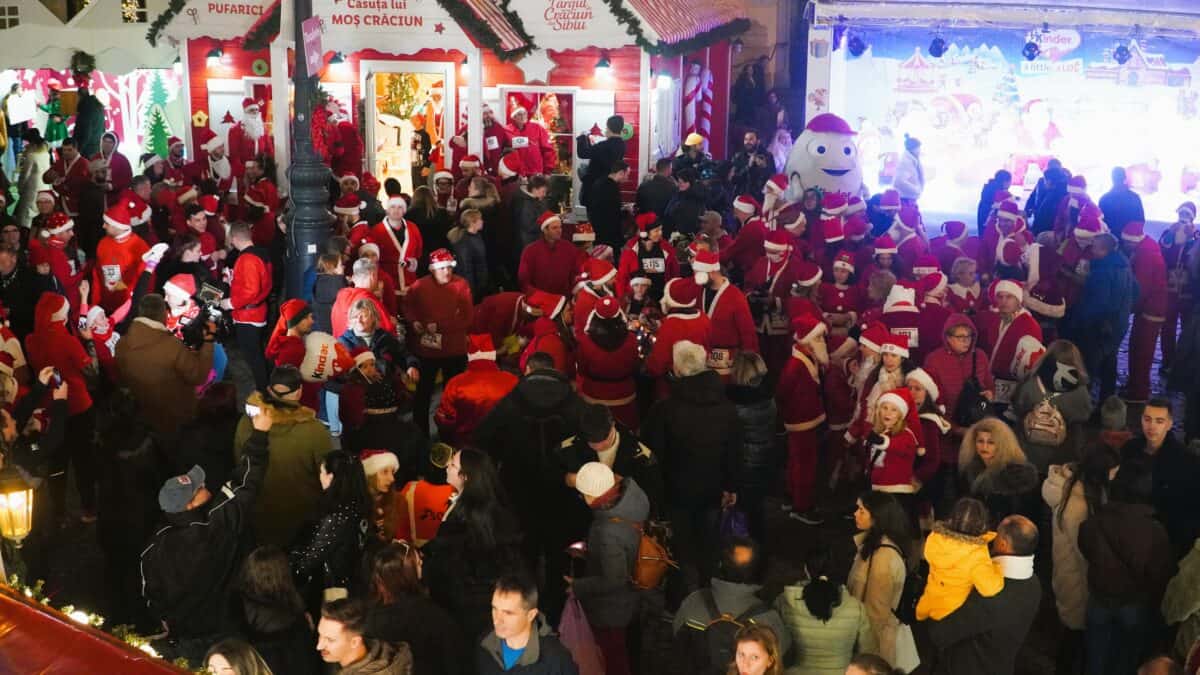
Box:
[764,239,790,253]
[796,320,826,345]
[358,242,381,257]
[995,279,1023,301]
[354,351,376,366]
[85,305,106,327]
[433,170,454,182]
[334,201,365,216]
[50,297,69,324]
[468,349,497,362]
[692,258,720,274]
[879,341,910,358]
[629,276,651,287]
[387,196,407,209]
[163,278,193,300]
[46,217,74,236]
[103,212,132,233]
[833,258,855,273]
[429,257,457,271]
[540,214,562,231]
[361,451,399,477]
[877,391,909,417]
[572,230,595,242]
[905,368,939,402]
[733,199,756,215]
[202,134,225,153]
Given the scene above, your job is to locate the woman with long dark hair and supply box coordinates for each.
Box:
[422,447,522,642]
[364,541,466,675]
[288,450,373,611]
[235,546,320,675]
[205,638,274,675]
[775,548,875,674]
[846,491,913,668]
[409,185,452,259]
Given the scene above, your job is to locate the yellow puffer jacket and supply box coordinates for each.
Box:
[916,523,1005,621]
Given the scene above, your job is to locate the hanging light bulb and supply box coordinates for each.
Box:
[595,52,612,79]
[329,52,345,65]
[206,48,223,69]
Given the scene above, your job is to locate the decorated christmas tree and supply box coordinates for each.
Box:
[993,66,1019,108]
[144,104,171,158]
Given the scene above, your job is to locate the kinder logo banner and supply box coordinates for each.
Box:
[1024,29,1081,61]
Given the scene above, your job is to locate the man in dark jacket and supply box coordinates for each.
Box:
[512,175,550,259]
[642,340,740,607]
[1067,233,1135,401]
[664,168,707,237]
[577,115,626,208]
[1031,167,1069,235]
[1078,480,1177,675]
[560,403,664,516]
[585,160,629,251]
[636,158,677,222]
[1118,399,1200,560]
[72,84,105,158]
[0,245,35,340]
[729,130,775,197]
[926,515,1042,675]
[1099,166,1146,239]
[475,351,585,624]
[139,407,273,656]
[478,576,578,675]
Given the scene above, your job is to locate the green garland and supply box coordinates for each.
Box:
[601,0,750,56]
[242,3,281,51]
[146,0,187,47]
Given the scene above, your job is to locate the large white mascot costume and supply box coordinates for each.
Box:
[785,113,865,199]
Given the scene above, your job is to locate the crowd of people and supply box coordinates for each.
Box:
[3,95,1200,675]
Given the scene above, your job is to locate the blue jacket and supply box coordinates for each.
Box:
[1072,250,1137,350]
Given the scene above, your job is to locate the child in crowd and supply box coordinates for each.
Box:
[916,497,1004,621]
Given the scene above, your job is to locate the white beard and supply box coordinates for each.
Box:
[242,114,266,142]
[210,155,232,180]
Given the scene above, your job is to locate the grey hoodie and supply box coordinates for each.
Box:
[573,478,650,628]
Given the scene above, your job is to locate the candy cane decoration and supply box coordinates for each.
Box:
[682,62,702,141]
[698,67,713,152]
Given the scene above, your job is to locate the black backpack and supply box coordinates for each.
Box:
[676,589,770,674]
[881,543,927,625]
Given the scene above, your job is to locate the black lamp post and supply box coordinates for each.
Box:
[285,0,332,300]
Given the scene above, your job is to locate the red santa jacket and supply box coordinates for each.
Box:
[931,235,980,275]
[370,218,423,294]
[818,282,863,328]
[882,301,921,352]
[481,123,511,174]
[520,318,574,378]
[505,121,556,175]
[575,330,639,407]
[331,286,395,339]
[184,155,234,196]
[330,120,364,179]
[25,295,92,416]
[403,275,475,358]
[227,122,273,179]
[947,282,982,315]
[744,256,804,336]
[46,153,91,216]
[719,217,769,275]
[702,280,759,373]
[915,300,952,365]
[434,359,519,446]
[1131,237,1168,321]
[895,232,929,280]
[985,309,1044,385]
[644,309,711,379]
[472,291,525,347]
[777,347,826,431]
[92,233,149,315]
[616,239,679,300]
[229,247,273,325]
[823,337,858,431]
[870,425,919,492]
[518,239,579,297]
[93,150,132,205]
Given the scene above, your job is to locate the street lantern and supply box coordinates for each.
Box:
[0,467,33,546]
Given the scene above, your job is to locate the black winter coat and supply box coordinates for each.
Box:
[643,370,741,508]
[927,574,1042,675]
[1118,433,1200,561]
[366,593,467,675]
[1078,501,1176,606]
[239,598,320,675]
[288,500,371,597]
[727,381,779,495]
[577,135,626,206]
[965,459,1040,528]
[312,272,349,335]
[449,228,488,301]
[560,425,665,517]
[636,175,677,222]
[664,185,708,237]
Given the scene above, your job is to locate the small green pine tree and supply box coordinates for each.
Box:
[144,104,171,158]
[148,71,170,108]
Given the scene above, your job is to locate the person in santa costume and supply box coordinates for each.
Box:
[1056,203,1105,307]
[91,132,132,206]
[505,107,556,176]
[1161,202,1196,372]
[776,312,828,523]
[264,299,322,409]
[1021,239,1065,342]
[645,277,711,383]
[226,221,273,390]
[946,256,982,316]
[841,212,875,275]
[980,200,1030,280]
[162,272,202,337]
[1052,174,1090,241]
[30,213,88,318]
[480,104,512,175]
[981,279,1043,405]
[720,192,777,280]
[184,200,221,276]
[41,138,90,218]
[243,183,279,248]
[820,251,862,337]
[915,272,952,364]
[358,241,400,319]
[333,193,367,239]
[621,276,660,322]
[434,333,518,447]
[518,211,579,297]
[910,254,941,282]
[571,257,616,340]
[847,332,910,444]
[91,199,149,316]
[404,248,475,435]
[865,388,921,505]
[576,295,641,429]
[858,234,899,294]
[329,113,364,183]
[185,129,234,197]
[453,155,496,202]
[369,195,423,303]
[163,136,189,186]
[472,290,537,359]
[617,212,678,301]
[745,229,804,377]
[519,290,575,377]
[570,221,611,264]
[227,98,273,180]
[693,249,758,379]
[432,170,457,211]
[1121,222,1167,402]
[881,283,921,357]
[931,220,980,275]
[730,194,760,235]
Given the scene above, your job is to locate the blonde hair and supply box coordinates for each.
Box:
[348,298,379,330]
[872,399,907,435]
[460,208,482,227]
[958,417,1025,471]
[724,624,783,675]
[950,256,977,280]
[731,351,768,387]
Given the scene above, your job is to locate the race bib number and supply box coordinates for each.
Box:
[707,348,733,371]
[512,136,530,149]
[641,258,666,274]
[420,332,443,350]
[485,135,500,151]
[104,332,120,353]
[994,379,1016,404]
[893,327,918,348]
[101,264,121,288]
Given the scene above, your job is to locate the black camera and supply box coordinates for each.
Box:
[180,281,233,349]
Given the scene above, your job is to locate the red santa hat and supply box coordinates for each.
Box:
[823,217,845,244]
[385,195,408,211]
[338,172,361,188]
[942,220,968,243]
[877,388,916,429]
[763,229,792,255]
[571,222,596,243]
[776,202,808,235]
[361,172,381,197]
[629,275,652,289]
[576,257,617,290]
[358,242,381,258]
[428,248,457,271]
[996,200,1022,224]
[175,185,199,205]
[242,97,261,113]
[733,195,760,216]
[912,254,940,279]
[904,367,940,402]
[1178,202,1197,222]
[352,347,376,369]
[994,278,1024,302]
[859,321,890,352]
[244,185,269,210]
[164,273,196,301]
[125,194,152,226]
[36,189,56,204]
[764,174,788,196]
[538,211,562,232]
[584,295,625,333]
[821,192,848,217]
[43,212,74,237]
[872,234,898,256]
[661,277,700,310]
[498,153,523,180]
[167,136,184,151]
[845,196,866,216]
[360,450,399,477]
[525,290,566,319]
[895,204,921,232]
[833,251,856,273]
[200,130,225,154]
[1067,175,1088,195]
[433,170,454,183]
[467,333,497,362]
[1074,210,1104,240]
[922,271,949,301]
[805,113,857,135]
[879,189,901,212]
[1121,221,1147,243]
[102,200,133,235]
[883,285,919,314]
[879,333,910,359]
[43,294,69,325]
[198,194,220,217]
[692,249,720,284]
[334,193,365,216]
[459,154,482,170]
[795,260,822,288]
[636,212,661,238]
[844,214,869,241]
[791,312,826,345]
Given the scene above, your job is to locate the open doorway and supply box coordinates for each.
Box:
[362,61,456,194]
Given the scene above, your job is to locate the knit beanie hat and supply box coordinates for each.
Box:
[575,462,616,498]
[1100,395,1127,432]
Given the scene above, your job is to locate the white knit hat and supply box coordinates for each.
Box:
[575,462,616,498]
